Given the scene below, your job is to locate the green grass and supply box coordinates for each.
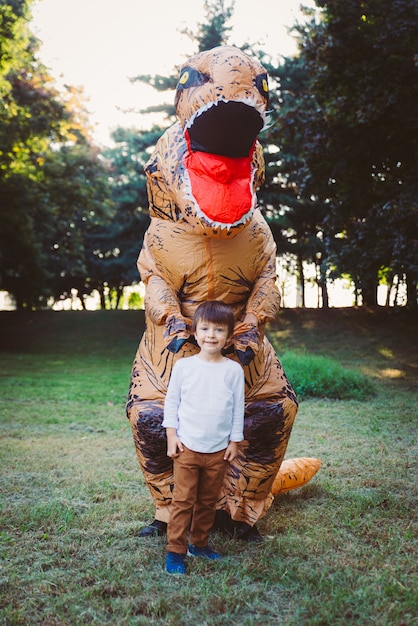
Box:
[279,351,376,400]
[0,308,417,625]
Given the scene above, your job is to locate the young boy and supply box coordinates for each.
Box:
[162,300,245,575]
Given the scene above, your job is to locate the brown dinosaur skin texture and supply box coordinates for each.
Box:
[127,46,316,527]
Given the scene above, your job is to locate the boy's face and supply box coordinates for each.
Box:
[194,319,229,357]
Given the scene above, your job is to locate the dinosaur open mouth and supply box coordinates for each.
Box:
[186,100,264,158]
[183,100,264,228]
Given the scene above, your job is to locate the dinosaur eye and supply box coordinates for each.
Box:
[254,73,269,101]
[176,67,210,91]
[179,71,189,85]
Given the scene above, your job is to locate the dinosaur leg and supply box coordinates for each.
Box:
[128,400,173,534]
[215,396,298,540]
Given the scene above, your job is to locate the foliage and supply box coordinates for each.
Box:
[185,0,234,52]
[259,51,331,308]
[279,351,375,400]
[276,0,418,306]
[38,142,114,307]
[0,0,113,308]
[0,309,416,625]
[86,127,155,309]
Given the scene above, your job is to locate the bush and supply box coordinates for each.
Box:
[280,351,376,400]
[127,291,144,310]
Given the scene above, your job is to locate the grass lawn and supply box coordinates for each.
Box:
[0,308,417,625]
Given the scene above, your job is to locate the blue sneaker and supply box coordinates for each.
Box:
[187,545,221,560]
[166,551,186,575]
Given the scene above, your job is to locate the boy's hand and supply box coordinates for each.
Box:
[166,428,184,458]
[224,441,239,462]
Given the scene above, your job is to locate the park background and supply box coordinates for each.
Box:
[1,0,416,311]
[0,1,417,625]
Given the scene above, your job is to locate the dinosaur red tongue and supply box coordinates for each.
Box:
[183,135,255,226]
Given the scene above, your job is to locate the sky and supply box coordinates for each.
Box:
[31,0,315,146]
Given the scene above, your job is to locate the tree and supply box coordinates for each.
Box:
[0,0,64,306]
[184,0,234,52]
[291,0,418,306]
[38,141,114,309]
[87,127,154,309]
[258,50,331,308]
[0,0,113,308]
[256,0,418,308]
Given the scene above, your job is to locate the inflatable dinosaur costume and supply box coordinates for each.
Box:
[127,45,321,541]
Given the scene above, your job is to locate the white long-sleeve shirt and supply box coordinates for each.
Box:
[162,355,244,453]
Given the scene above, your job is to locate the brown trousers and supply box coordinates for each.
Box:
[167,446,227,555]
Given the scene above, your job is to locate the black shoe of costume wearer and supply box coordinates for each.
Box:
[212,511,263,543]
[212,510,232,534]
[137,519,167,538]
[212,510,235,536]
[234,521,263,543]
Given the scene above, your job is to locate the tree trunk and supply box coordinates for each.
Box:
[353,281,360,307]
[360,276,378,307]
[115,286,124,309]
[321,280,329,309]
[316,259,329,309]
[392,275,400,306]
[296,254,305,308]
[98,286,106,310]
[385,273,394,307]
[406,271,417,308]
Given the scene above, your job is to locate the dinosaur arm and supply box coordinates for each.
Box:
[245,213,281,325]
[232,225,280,363]
[245,249,281,325]
[143,275,184,324]
[137,236,192,347]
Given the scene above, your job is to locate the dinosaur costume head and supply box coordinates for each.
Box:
[152,46,270,237]
[175,46,269,233]
[175,45,269,155]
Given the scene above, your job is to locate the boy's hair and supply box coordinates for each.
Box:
[192,301,235,337]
